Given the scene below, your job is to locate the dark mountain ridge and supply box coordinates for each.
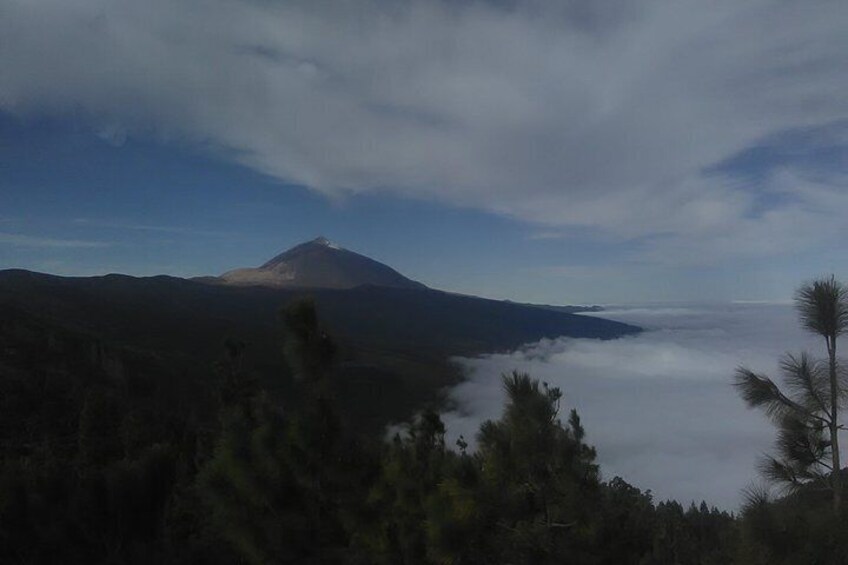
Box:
[0,266,639,428]
[0,238,639,427]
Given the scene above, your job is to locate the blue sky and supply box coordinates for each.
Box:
[1,0,847,303]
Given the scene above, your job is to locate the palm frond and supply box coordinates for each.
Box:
[795,275,848,339]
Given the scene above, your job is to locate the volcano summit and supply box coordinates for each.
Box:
[210,237,425,290]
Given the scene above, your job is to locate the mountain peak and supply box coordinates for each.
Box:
[309,236,340,249]
[212,238,425,290]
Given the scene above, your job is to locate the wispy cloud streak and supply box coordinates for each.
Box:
[72,218,229,237]
[0,232,110,248]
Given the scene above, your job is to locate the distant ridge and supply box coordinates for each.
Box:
[205,237,425,290]
[0,265,640,429]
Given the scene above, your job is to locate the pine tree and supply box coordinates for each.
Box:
[198,299,361,563]
[428,372,600,564]
[735,275,848,511]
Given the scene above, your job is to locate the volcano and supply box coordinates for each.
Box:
[210,237,425,290]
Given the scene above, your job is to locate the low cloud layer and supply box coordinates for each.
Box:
[442,304,830,510]
[2,1,847,263]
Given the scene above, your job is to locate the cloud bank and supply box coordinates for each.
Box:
[442,303,831,510]
[2,0,847,262]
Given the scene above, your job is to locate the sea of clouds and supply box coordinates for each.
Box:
[442,303,833,511]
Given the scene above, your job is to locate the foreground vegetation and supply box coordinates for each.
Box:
[1,292,847,563]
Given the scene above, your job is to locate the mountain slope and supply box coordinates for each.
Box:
[0,269,639,429]
[211,237,425,290]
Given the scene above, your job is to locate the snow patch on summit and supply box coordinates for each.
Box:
[313,236,342,250]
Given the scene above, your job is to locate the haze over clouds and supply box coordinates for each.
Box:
[442,303,833,510]
[2,0,847,269]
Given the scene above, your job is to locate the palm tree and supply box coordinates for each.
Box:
[734,275,847,511]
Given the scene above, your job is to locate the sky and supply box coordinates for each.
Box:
[442,303,826,511]
[1,0,847,303]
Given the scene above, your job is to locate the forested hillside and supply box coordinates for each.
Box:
[0,269,638,430]
[5,295,843,564]
[0,299,738,564]
[5,276,848,563]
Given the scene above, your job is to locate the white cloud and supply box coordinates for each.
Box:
[0,231,110,248]
[538,264,626,280]
[1,0,846,262]
[635,171,848,264]
[441,304,837,510]
[71,218,230,237]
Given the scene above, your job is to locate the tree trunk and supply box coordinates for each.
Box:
[829,335,841,512]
